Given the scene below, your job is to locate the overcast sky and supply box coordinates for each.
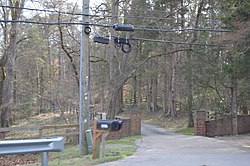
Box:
[72,0,102,7]
[23,0,104,18]
[25,0,103,8]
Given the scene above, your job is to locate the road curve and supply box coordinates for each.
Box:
[97,123,250,166]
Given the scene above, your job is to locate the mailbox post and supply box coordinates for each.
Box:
[92,118,122,159]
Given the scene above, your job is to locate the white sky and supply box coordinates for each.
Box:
[23,0,104,18]
[27,0,103,7]
[72,0,103,7]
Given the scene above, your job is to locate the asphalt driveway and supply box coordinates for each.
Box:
[98,123,250,166]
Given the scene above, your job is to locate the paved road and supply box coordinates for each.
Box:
[98,123,250,166]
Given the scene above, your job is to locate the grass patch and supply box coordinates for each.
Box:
[176,127,194,135]
[27,136,141,166]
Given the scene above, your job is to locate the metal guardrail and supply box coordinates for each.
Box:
[0,136,64,166]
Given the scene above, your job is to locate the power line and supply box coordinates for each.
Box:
[115,15,221,23]
[106,36,229,47]
[0,18,228,47]
[0,19,112,28]
[0,5,222,23]
[0,5,84,16]
[0,20,230,33]
[93,35,227,53]
[134,27,230,33]
[94,36,230,53]
[129,37,229,47]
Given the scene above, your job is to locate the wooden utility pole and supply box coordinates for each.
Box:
[79,0,90,156]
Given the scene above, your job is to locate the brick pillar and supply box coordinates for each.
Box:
[130,111,141,135]
[106,118,131,140]
[194,110,207,136]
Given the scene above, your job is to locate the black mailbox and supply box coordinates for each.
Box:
[96,120,123,131]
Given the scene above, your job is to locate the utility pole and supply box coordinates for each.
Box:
[79,0,90,157]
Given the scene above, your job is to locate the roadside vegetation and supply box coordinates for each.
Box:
[27,136,140,166]
[0,112,140,166]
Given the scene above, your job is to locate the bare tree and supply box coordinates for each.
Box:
[0,0,25,128]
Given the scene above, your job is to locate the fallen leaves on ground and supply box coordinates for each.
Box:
[0,154,39,166]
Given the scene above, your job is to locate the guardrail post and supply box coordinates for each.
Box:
[41,152,49,166]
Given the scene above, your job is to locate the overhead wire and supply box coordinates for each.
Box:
[0,5,84,16]
[0,5,230,47]
[0,19,112,28]
[134,27,230,33]
[0,5,229,33]
[0,19,228,47]
[129,37,229,47]
[0,5,222,23]
[105,35,230,47]
[0,19,230,33]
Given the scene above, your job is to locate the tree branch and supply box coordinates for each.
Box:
[115,48,192,92]
[57,15,79,87]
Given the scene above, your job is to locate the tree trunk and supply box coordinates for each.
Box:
[116,87,123,114]
[133,75,137,106]
[107,0,119,118]
[137,41,143,112]
[187,51,194,127]
[1,15,19,127]
[101,77,105,113]
[152,65,158,112]
[37,65,42,115]
[137,76,141,111]
[163,53,170,114]
[146,78,152,112]
[0,1,26,127]
[100,47,106,113]
[186,0,204,126]
[108,87,119,119]
[167,53,177,118]
[231,75,238,135]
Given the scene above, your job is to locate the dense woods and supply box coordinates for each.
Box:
[0,0,249,136]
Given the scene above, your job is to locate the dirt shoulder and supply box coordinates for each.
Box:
[215,134,250,147]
